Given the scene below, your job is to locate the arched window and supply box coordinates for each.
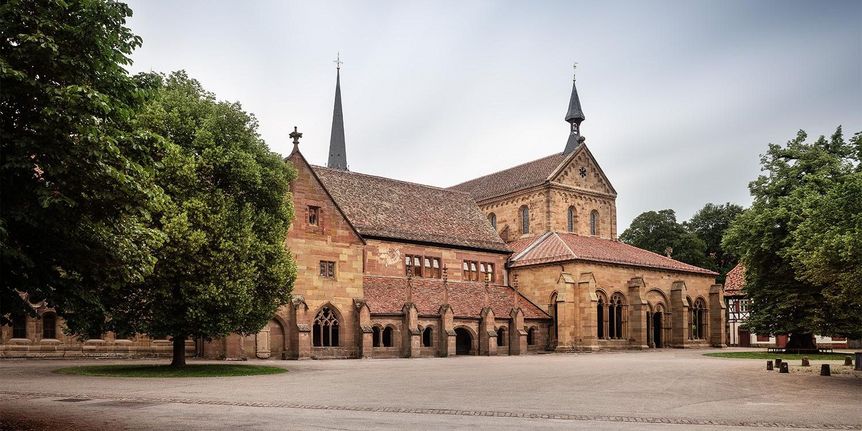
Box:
[520,205,530,234]
[567,206,576,233]
[693,298,707,339]
[597,297,605,339]
[609,293,625,339]
[12,314,27,339]
[312,306,340,347]
[590,210,599,236]
[382,326,394,347]
[526,327,536,345]
[496,327,507,346]
[488,213,497,230]
[422,326,433,347]
[42,313,56,339]
[372,326,381,347]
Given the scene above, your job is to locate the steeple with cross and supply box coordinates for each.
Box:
[327,53,348,170]
[564,62,586,154]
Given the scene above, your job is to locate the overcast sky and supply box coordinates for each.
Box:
[126,0,861,231]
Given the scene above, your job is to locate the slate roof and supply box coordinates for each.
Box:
[312,166,509,252]
[449,152,569,202]
[724,263,745,296]
[362,276,550,319]
[509,232,718,276]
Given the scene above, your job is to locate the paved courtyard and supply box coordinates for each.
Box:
[1,349,860,430]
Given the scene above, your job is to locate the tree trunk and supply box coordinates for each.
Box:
[785,332,817,353]
[170,335,187,367]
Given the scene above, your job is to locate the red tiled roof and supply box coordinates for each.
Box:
[313,166,508,252]
[724,263,745,295]
[509,232,718,275]
[362,276,550,320]
[449,153,569,202]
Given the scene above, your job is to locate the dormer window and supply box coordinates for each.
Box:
[308,206,320,226]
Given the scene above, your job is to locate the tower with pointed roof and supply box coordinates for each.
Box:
[564,65,585,154]
[327,54,348,170]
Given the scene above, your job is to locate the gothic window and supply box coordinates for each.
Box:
[488,212,497,230]
[382,326,394,347]
[312,306,340,347]
[422,326,433,347]
[319,261,336,278]
[567,206,576,233]
[692,298,707,339]
[372,326,381,347]
[520,205,530,234]
[42,313,56,339]
[11,314,26,339]
[496,327,507,346]
[597,297,605,339]
[308,206,320,226]
[526,327,536,345]
[609,293,625,339]
[590,210,599,236]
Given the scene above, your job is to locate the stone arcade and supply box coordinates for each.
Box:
[1,66,725,359]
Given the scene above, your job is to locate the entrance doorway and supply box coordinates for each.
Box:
[652,312,663,348]
[455,328,472,355]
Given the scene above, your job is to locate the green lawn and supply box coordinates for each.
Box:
[54,363,288,378]
[704,352,852,361]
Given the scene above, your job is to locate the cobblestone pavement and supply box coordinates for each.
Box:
[1,349,860,430]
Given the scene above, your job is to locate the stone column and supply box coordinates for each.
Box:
[255,326,271,359]
[554,273,577,352]
[402,303,421,358]
[479,308,497,356]
[709,285,726,348]
[509,308,527,355]
[438,304,456,357]
[627,278,649,349]
[288,297,311,360]
[670,281,689,348]
[354,299,374,358]
[577,272,600,351]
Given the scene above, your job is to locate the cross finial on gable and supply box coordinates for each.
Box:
[289,126,302,151]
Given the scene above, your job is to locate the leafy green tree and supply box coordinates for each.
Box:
[620,209,707,267]
[97,71,296,366]
[724,127,861,349]
[0,0,164,322]
[684,203,743,280]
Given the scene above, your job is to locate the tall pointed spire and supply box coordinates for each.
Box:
[564,63,585,154]
[327,53,348,170]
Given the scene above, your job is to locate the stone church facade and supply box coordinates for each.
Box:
[1,67,724,359]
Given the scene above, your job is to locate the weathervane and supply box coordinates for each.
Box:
[572,62,578,80]
[334,52,343,70]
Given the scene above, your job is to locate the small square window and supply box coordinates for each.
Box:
[319,261,336,278]
[308,206,320,226]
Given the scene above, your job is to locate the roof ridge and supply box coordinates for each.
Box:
[448,152,566,189]
[313,164,475,197]
[511,231,554,261]
[553,231,578,258]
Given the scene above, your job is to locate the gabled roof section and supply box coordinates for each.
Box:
[313,166,509,252]
[549,144,617,196]
[724,263,745,296]
[286,150,364,244]
[509,232,717,276]
[449,152,571,202]
[362,276,550,319]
